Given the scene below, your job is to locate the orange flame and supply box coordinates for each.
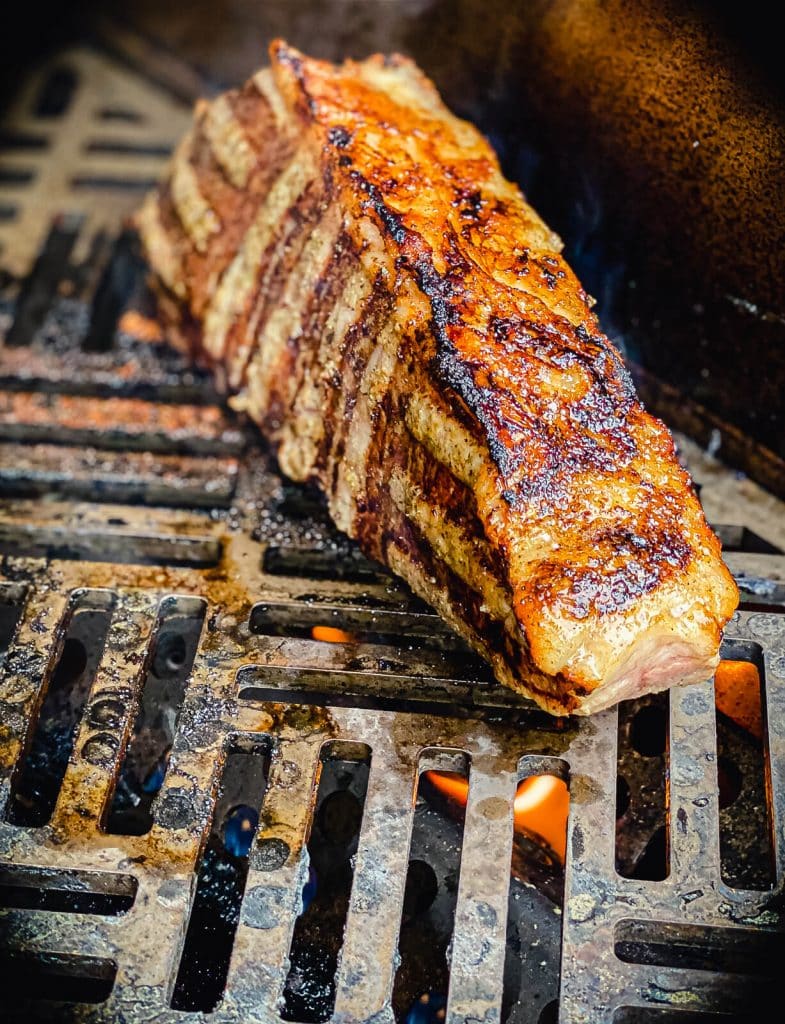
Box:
[118,310,164,343]
[424,771,569,863]
[715,659,763,740]
[311,625,356,644]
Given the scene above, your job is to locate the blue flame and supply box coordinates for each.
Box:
[406,992,447,1024]
[223,805,258,858]
[301,865,318,912]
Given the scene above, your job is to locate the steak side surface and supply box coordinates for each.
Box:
[137,41,738,715]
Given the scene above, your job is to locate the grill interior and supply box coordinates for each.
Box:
[1,44,785,1024]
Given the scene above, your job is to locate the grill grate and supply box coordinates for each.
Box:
[1,45,785,1024]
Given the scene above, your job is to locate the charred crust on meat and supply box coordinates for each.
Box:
[327,125,352,148]
[528,527,692,620]
[350,171,408,244]
[453,186,485,220]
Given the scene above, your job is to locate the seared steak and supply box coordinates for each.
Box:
[137,41,738,715]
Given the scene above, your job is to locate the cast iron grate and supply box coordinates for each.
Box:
[1,45,785,1024]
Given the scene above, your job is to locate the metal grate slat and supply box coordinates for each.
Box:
[668,678,723,888]
[446,752,517,1024]
[227,729,325,1021]
[0,586,72,813]
[50,589,158,836]
[333,729,418,1022]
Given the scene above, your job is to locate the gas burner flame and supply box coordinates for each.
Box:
[300,865,318,913]
[406,991,446,1024]
[424,771,569,864]
[311,626,356,644]
[223,804,258,858]
[714,659,762,740]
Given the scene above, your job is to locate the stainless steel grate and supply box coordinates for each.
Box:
[1,45,785,1024]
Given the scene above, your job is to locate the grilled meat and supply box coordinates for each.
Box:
[137,41,738,715]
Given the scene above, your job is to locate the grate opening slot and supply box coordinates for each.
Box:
[510,756,569,899]
[714,640,775,890]
[70,174,159,192]
[0,865,137,915]
[286,587,432,615]
[1,951,117,1005]
[85,139,172,158]
[0,130,48,150]
[237,676,556,723]
[614,918,782,975]
[263,544,388,584]
[104,595,206,836]
[250,600,477,656]
[392,750,470,1024]
[537,1002,559,1024]
[5,591,114,828]
[83,229,146,352]
[280,740,372,1023]
[712,524,782,555]
[275,482,331,521]
[34,65,78,118]
[503,757,569,1024]
[0,322,221,403]
[171,733,271,1013]
[0,443,238,509]
[0,523,221,567]
[615,692,670,880]
[96,107,145,123]
[0,167,35,185]
[613,1007,760,1023]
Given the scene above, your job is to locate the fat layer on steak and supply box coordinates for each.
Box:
[137,41,738,715]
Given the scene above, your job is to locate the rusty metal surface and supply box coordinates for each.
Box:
[0,542,782,1023]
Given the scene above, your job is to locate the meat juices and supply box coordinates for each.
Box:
[138,41,738,715]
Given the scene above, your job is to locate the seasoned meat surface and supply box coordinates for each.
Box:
[138,41,738,714]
